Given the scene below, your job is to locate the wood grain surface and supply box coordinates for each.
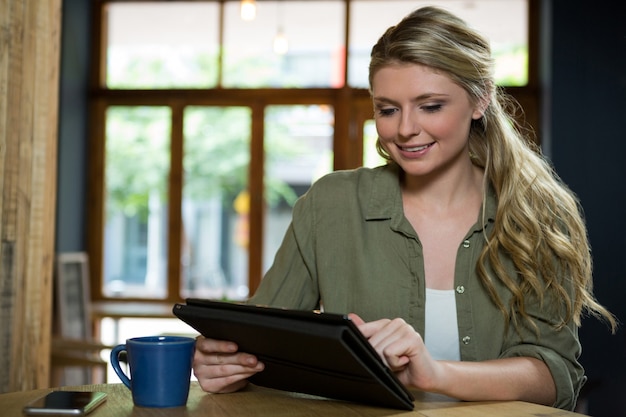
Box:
[0,382,586,417]
[0,0,61,392]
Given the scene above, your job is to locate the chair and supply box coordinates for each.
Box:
[50,252,112,386]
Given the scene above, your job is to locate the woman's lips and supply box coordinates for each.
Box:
[396,142,434,157]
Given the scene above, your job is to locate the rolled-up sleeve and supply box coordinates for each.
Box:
[499,309,585,410]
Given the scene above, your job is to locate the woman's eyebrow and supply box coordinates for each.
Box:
[373,92,449,104]
[372,96,397,105]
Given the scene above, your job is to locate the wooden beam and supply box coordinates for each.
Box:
[0,0,61,392]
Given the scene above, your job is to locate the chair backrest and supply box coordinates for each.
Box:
[54,252,92,340]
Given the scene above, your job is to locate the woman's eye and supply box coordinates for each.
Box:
[422,104,443,113]
[377,107,397,117]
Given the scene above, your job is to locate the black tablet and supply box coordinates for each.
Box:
[173,299,414,410]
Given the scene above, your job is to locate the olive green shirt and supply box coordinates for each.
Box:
[249,163,584,410]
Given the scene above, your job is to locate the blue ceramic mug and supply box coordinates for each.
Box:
[110,336,196,408]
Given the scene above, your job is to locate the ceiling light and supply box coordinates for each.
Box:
[240,0,256,21]
[273,28,289,55]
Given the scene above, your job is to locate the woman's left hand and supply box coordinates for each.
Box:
[348,313,443,392]
[348,314,556,405]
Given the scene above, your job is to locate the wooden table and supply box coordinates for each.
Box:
[1,382,585,417]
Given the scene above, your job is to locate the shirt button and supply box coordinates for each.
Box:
[462,336,471,345]
[462,240,470,248]
[456,285,465,294]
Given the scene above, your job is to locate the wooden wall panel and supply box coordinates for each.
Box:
[0,0,61,392]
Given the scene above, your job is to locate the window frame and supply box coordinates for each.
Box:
[87,0,539,304]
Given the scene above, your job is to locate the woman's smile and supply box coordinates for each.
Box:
[396,142,435,159]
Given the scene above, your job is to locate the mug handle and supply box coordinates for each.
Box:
[110,344,131,389]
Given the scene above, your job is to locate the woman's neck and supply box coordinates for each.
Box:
[400,160,484,213]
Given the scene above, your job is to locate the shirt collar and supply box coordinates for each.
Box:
[365,163,497,231]
[365,163,403,221]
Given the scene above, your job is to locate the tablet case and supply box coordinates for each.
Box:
[173,299,415,410]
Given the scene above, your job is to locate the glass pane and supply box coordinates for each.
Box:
[181,106,252,300]
[106,2,219,88]
[263,105,334,273]
[363,119,386,168]
[349,0,528,87]
[104,106,171,298]
[223,1,345,88]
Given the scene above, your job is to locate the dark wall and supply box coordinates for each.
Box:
[55,0,626,414]
[546,1,626,416]
[56,0,91,251]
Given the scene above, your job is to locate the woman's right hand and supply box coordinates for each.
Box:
[193,335,265,393]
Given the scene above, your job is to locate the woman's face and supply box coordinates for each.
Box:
[372,63,483,179]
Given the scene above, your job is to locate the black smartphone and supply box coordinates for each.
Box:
[23,391,107,416]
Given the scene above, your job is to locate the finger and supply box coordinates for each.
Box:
[196,359,264,378]
[195,370,252,394]
[210,351,259,366]
[365,318,407,346]
[195,336,238,354]
[356,318,392,339]
[196,349,258,368]
[348,313,365,326]
[193,357,265,393]
[378,327,423,370]
[360,319,417,365]
[386,352,411,371]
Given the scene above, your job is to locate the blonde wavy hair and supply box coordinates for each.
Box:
[369,6,616,334]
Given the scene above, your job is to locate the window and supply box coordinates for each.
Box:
[348,0,529,87]
[263,105,335,274]
[222,1,345,88]
[106,2,220,88]
[180,106,252,300]
[104,106,171,298]
[88,0,536,304]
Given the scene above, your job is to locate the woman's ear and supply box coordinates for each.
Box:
[472,94,491,120]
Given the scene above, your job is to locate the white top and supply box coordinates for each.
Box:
[424,288,461,361]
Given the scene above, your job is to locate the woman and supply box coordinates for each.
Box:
[193,6,615,410]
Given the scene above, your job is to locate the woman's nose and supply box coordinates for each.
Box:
[398,110,421,138]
